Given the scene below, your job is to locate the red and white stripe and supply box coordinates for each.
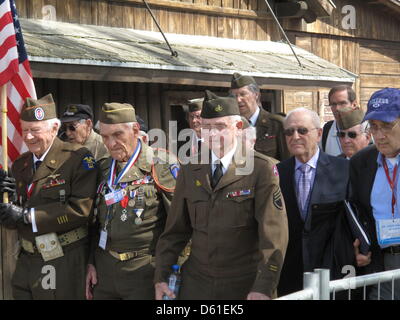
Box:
[0,0,36,165]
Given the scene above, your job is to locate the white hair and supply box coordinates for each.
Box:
[284,107,321,129]
[45,118,61,132]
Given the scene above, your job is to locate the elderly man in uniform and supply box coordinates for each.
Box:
[336,107,372,159]
[229,72,289,161]
[350,88,400,300]
[155,90,288,300]
[85,103,178,300]
[0,94,98,300]
[61,104,108,161]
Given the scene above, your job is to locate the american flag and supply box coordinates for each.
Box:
[0,0,36,164]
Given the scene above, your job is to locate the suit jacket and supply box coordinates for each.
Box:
[155,146,289,297]
[254,108,290,161]
[277,151,349,296]
[349,145,384,274]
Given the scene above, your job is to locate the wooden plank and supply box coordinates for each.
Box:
[239,0,248,10]
[360,61,400,75]
[360,75,400,88]
[247,19,257,40]
[167,10,181,33]
[256,19,268,41]
[66,0,80,23]
[97,0,108,26]
[123,4,135,29]
[2,229,18,300]
[134,6,147,30]
[217,16,234,38]
[360,47,400,63]
[28,0,44,20]
[135,83,148,128]
[181,12,195,35]
[194,0,207,5]
[109,81,125,102]
[93,81,108,122]
[209,0,222,7]
[193,13,207,36]
[80,0,92,24]
[235,18,249,40]
[148,83,162,131]
[109,2,124,27]
[91,0,98,25]
[208,15,218,37]
[15,0,27,18]
[222,0,234,9]
[360,87,382,102]
[295,36,312,52]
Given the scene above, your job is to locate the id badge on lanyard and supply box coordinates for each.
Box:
[376,218,400,246]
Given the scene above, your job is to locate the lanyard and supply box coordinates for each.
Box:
[382,156,399,218]
[107,139,142,191]
[26,183,35,199]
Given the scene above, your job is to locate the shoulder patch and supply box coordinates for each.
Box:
[273,165,279,177]
[169,163,180,180]
[82,154,96,170]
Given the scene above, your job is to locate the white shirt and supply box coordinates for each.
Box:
[324,120,343,156]
[248,107,261,127]
[211,142,237,175]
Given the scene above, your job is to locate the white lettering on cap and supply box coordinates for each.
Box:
[371,98,389,108]
[34,107,45,120]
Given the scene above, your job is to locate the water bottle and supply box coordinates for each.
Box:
[163,264,181,300]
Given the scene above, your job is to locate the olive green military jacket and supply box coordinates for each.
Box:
[254,108,290,161]
[92,141,178,254]
[84,130,109,162]
[155,145,289,297]
[12,137,98,242]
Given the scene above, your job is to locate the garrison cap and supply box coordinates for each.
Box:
[188,98,203,113]
[230,72,257,89]
[336,107,365,130]
[99,102,137,124]
[60,104,93,122]
[20,94,57,122]
[201,90,240,119]
[363,88,400,123]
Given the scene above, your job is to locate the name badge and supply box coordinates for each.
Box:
[99,230,108,250]
[104,190,124,206]
[376,218,400,246]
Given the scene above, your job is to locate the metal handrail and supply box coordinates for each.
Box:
[276,268,400,300]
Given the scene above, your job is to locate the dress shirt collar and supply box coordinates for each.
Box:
[248,107,260,127]
[295,147,320,171]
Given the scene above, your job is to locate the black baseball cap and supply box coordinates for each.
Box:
[60,104,93,122]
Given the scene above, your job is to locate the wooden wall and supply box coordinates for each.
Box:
[15,0,282,41]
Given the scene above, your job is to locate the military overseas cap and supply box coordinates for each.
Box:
[336,107,365,130]
[20,94,57,122]
[60,104,93,123]
[363,88,400,123]
[201,90,240,119]
[99,102,137,124]
[230,72,257,89]
[188,98,204,113]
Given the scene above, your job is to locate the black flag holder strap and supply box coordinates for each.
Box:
[142,0,178,58]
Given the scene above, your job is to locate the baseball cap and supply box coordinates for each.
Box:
[363,88,400,123]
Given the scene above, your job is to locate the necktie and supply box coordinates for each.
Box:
[34,160,42,171]
[212,161,223,189]
[298,163,311,220]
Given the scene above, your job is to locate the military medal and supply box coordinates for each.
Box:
[134,209,144,225]
[120,196,129,222]
[128,199,135,207]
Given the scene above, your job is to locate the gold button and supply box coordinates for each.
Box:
[39,244,45,249]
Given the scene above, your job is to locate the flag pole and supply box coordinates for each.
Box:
[1,84,8,203]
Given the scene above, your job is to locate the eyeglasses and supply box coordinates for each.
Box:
[283,127,317,136]
[201,124,229,132]
[368,119,400,135]
[62,120,84,132]
[328,101,351,108]
[337,131,359,139]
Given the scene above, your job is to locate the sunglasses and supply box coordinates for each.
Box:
[337,131,359,139]
[62,120,85,132]
[283,127,316,136]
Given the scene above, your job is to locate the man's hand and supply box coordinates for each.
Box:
[0,203,29,228]
[0,169,16,200]
[354,239,371,267]
[155,282,174,300]
[86,264,98,300]
[247,292,271,300]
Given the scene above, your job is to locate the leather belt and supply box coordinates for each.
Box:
[21,226,88,254]
[382,245,400,255]
[108,248,150,261]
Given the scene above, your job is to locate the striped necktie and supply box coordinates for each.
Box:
[297,163,311,220]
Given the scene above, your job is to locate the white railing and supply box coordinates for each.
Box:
[276,268,400,300]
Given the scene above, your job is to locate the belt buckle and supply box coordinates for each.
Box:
[119,252,130,261]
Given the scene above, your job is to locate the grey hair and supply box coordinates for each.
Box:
[284,107,321,129]
[360,121,370,134]
[247,83,260,95]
